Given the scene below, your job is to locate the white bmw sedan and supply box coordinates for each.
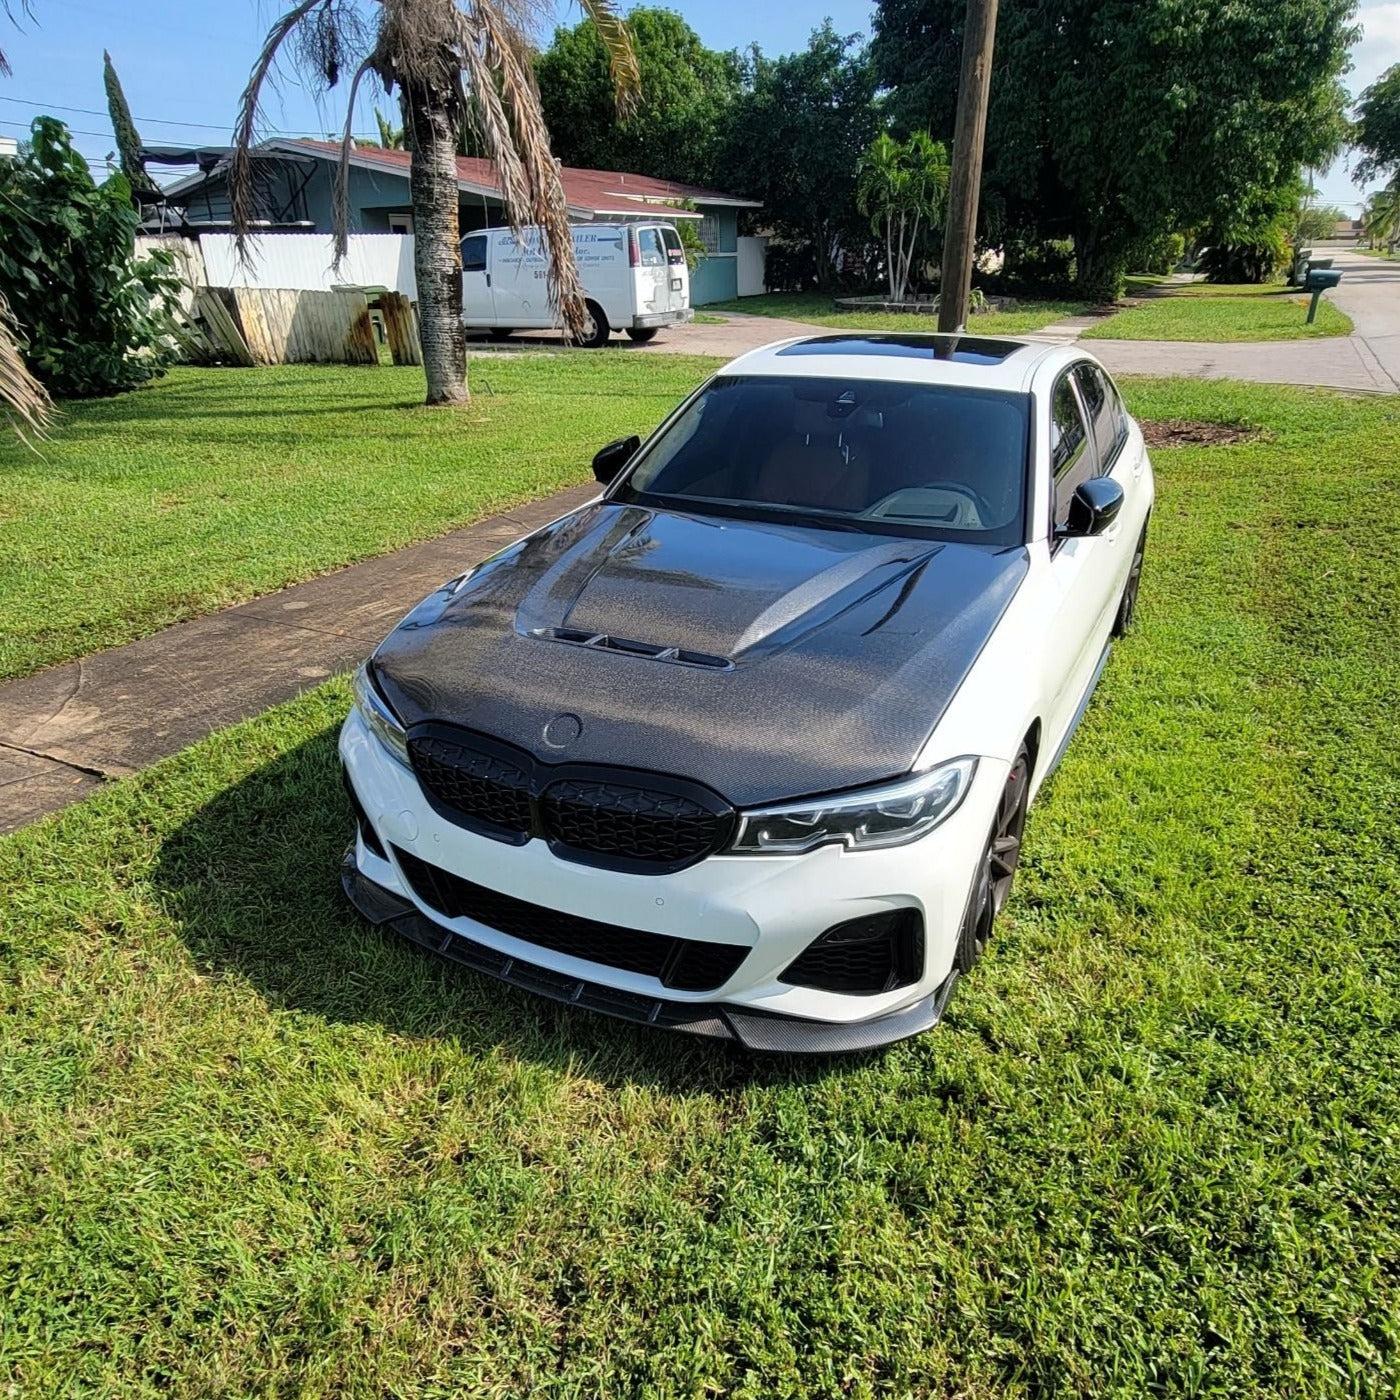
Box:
[340,333,1154,1052]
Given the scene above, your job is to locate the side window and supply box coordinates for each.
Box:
[461,235,487,273]
[1051,375,1094,533]
[1073,362,1127,467]
[636,228,666,267]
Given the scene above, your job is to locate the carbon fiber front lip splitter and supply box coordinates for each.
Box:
[341,851,958,1054]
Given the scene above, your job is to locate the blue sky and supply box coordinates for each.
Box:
[0,0,1395,211]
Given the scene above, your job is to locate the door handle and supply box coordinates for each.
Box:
[485,272,491,287]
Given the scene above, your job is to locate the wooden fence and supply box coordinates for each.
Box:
[142,233,425,367]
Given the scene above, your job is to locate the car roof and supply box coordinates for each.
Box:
[718,332,1079,393]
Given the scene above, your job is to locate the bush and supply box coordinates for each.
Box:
[0,118,181,398]
[1127,230,1187,276]
[1198,236,1287,284]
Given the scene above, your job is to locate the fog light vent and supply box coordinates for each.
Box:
[779,910,923,995]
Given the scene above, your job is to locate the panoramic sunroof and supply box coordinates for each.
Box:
[776,333,1025,365]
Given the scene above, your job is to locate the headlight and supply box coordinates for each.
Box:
[729,757,978,855]
[351,662,410,768]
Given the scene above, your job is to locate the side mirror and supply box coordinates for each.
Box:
[1064,476,1124,538]
[592,434,640,485]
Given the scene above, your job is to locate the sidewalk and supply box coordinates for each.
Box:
[0,483,597,835]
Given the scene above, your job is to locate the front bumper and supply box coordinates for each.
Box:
[343,851,959,1052]
[339,709,1007,1052]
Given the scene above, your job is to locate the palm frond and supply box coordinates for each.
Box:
[230,0,339,266]
[579,0,640,117]
[332,56,378,267]
[0,293,52,445]
[457,0,586,333]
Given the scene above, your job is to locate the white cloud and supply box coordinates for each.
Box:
[1354,2,1400,91]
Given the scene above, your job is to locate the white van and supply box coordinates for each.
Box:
[461,222,692,347]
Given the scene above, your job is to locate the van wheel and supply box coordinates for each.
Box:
[626,327,658,344]
[489,327,514,340]
[576,300,610,349]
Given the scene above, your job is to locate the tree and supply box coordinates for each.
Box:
[0,118,181,397]
[373,106,405,149]
[1365,184,1400,252]
[856,131,949,301]
[537,9,739,187]
[233,0,638,407]
[871,0,1358,300]
[1355,65,1400,187]
[103,49,161,206]
[723,24,880,289]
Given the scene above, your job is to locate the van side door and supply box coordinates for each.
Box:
[460,233,492,325]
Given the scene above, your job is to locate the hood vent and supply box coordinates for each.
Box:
[530,627,733,672]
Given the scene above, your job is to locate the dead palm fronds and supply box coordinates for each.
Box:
[0,293,53,443]
[230,0,638,404]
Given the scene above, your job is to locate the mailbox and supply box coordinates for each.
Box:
[1305,268,1342,292]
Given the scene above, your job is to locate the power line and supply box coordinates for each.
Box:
[0,94,380,140]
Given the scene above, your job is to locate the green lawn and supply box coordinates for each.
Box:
[708,291,1094,335]
[1084,288,1352,341]
[0,359,717,680]
[2,378,1397,1395]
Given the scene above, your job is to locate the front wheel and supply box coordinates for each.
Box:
[626,327,659,343]
[574,300,610,349]
[1112,525,1147,637]
[954,744,1031,974]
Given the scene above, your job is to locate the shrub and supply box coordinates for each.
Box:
[0,117,181,398]
[1127,231,1187,276]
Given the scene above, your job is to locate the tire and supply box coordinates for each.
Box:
[488,327,514,340]
[575,300,610,348]
[1112,524,1147,638]
[954,743,1031,975]
[626,327,659,344]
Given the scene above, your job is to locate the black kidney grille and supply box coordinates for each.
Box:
[540,779,726,866]
[392,846,748,991]
[405,726,733,871]
[409,734,532,838]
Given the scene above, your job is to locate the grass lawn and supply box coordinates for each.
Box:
[1084,288,1352,341]
[707,290,1095,336]
[0,358,718,681]
[3,378,1398,1395]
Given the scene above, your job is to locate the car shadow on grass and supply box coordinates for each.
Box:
[151,727,863,1094]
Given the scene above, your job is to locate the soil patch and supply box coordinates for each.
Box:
[1141,419,1258,447]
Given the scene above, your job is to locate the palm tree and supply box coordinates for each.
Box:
[1364,184,1400,254]
[231,0,638,406]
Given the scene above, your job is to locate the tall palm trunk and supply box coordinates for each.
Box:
[405,79,468,406]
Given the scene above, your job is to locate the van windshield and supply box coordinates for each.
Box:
[616,374,1030,545]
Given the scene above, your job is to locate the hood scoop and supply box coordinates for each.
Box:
[530,626,734,672]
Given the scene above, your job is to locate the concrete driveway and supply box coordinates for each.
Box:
[469,310,818,361]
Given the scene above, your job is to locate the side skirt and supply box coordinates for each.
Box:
[1042,640,1112,782]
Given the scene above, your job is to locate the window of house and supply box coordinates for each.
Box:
[387,213,414,234]
[697,215,720,254]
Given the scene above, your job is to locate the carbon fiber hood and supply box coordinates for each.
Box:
[372,502,1028,807]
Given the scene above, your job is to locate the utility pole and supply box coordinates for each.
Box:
[938,0,999,333]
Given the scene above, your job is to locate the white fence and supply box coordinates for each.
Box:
[197,232,417,297]
[737,235,768,297]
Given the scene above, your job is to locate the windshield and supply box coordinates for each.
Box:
[616,375,1030,544]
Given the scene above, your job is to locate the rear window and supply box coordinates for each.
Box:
[660,227,685,264]
[636,228,666,267]
[618,374,1030,545]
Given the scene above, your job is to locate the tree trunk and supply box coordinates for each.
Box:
[404,80,467,406]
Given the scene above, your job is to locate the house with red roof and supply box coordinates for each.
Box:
[160,137,763,305]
